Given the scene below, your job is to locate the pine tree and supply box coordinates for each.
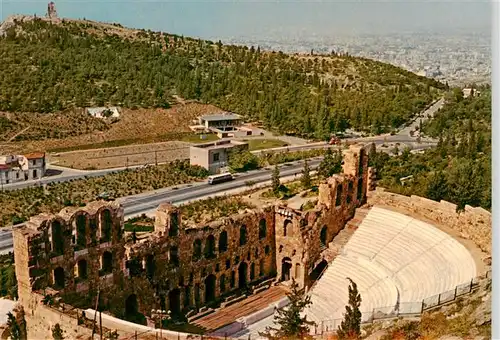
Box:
[16,307,27,340]
[259,279,315,340]
[52,323,64,340]
[318,148,343,179]
[337,278,362,340]
[301,160,311,188]
[7,312,21,340]
[272,165,280,196]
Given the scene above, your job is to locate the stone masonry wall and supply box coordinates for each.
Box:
[367,187,491,255]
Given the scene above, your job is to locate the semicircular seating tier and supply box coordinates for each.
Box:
[304,206,477,324]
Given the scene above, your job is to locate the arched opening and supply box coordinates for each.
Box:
[184,286,191,308]
[265,245,270,255]
[100,209,112,243]
[281,257,292,281]
[295,263,301,280]
[126,258,142,277]
[77,259,88,279]
[239,225,247,246]
[204,235,216,259]
[168,213,179,237]
[220,274,226,293]
[347,181,354,204]
[194,284,201,307]
[259,259,265,276]
[125,294,139,318]
[259,219,266,239]
[76,215,87,248]
[193,239,202,260]
[320,226,328,248]
[250,263,255,281]
[53,267,65,289]
[230,271,235,288]
[146,254,155,280]
[168,289,181,317]
[169,246,179,267]
[218,231,228,253]
[204,275,216,304]
[238,262,248,288]
[51,220,64,255]
[283,220,292,237]
[309,259,328,283]
[335,184,343,207]
[101,251,113,275]
[357,178,364,201]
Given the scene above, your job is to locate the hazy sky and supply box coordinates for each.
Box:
[0,0,491,39]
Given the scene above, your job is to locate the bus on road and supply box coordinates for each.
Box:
[208,173,234,185]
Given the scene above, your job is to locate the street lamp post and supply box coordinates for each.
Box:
[151,309,171,339]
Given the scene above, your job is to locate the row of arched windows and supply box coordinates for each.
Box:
[53,251,113,289]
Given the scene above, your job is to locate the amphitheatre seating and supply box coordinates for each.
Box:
[304,206,477,323]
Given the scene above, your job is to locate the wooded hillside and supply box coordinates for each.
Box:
[0,17,444,139]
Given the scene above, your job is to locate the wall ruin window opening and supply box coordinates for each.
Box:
[347,181,354,204]
[168,289,181,317]
[51,220,64,256]
[194,284,201,307]
[281,257,292,281]
[169,213,179,237]
[126,258,143,277]
[239,225,247,246]
[53,267,65,289]
[220,274,226,293]
[125,294,139,319]
[265,245,270,255]
[283,220,292,237]
[204,235,216,259]
[320,226,328,248]
[89,218,98,246]
[357,178,364,201]
[77,259,88,279]
[335,184,343,207]
[184,286,191,308]
[254,248,259,258]
[193,239,202,261]
[218,231,228,252]
[100,209,112,243]
[146,254,155,281]
[259,260,265,276]
[225,259,231,269]
[101,251,113,275]
[238,262,248,288]
[76,215,86,248]
[259,219,266,239]
[295,263,301,280]
[230,271,235,288]
[205,275,216,304]
[250,263,255,280]
[169,246,179,267]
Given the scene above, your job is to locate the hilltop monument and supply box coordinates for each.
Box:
[47,2,58,19]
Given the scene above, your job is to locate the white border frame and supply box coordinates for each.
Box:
[493,0,499,339]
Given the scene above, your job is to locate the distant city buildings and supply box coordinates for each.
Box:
[190,140,248,174]
[0,153,46,186]
[225,32,491,87]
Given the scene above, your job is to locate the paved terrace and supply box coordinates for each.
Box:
[232,206,477,338]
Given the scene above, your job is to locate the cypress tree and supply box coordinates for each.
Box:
[337,278,362,340]
[301,160,311,188]
[272,165,280,196]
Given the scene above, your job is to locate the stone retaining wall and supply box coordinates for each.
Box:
[367,188,491,255]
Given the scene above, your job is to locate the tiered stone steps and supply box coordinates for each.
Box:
[191,286,287,333]
[304,206,478,323]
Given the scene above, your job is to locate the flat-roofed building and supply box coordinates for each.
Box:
[190,140,248,174]
[198,113,243,130]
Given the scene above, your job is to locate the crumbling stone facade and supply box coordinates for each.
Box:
[13,143,374,325]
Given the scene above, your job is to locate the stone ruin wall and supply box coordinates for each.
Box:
[13,143,375,327]
[367,187,492,256]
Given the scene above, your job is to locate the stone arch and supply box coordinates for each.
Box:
[281,257,292,281]
[101,251,113,274]
[77,259,88,279]
[51,220,65,255]
[125,294,138,317]
[218,231,228,252]
[205,235,216,259]
[320,226,328,248]
[53,267,65,289]
[100,209,112,243]
[168,289,181,317]
[75,213,87,248]
[204,274,216,304]
[193,239,202,260]
[238,262,248,288]
[239,225,247,246]
[283,220,292,237]
[220,274,226,293]
[259,219,266,239]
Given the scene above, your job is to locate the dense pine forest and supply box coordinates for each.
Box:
[0,18,445,139]
[374,87,491,210]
